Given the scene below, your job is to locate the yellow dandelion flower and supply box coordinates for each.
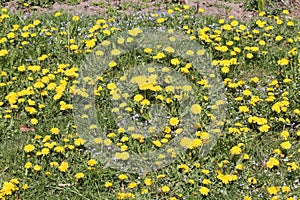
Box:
[266,157,279,168]
[74,138,85,146]
[58,162,69,172]
[280,141,291,149]
[199,186,209,196]
[157,18,166,23]
[118,174,128,180]
[230,146,242,155]
[161,185,170,193]
[50,127,60,135]
[75,173,85,179]
[190,104,202,114]
[169,117,179,126]
[72,16,80,21]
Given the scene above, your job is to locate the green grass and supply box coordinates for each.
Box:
[0,3,300,200]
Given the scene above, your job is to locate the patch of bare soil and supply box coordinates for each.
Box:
[5,0,164,17]
[190,0,256,20]
[3,0,300,20]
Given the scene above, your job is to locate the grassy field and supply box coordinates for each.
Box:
[0,2,300,200]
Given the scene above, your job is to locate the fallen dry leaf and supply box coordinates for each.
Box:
[20,124,35,133]
[58,183,75,187]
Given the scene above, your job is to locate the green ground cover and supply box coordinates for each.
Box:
[0,3,299,200]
